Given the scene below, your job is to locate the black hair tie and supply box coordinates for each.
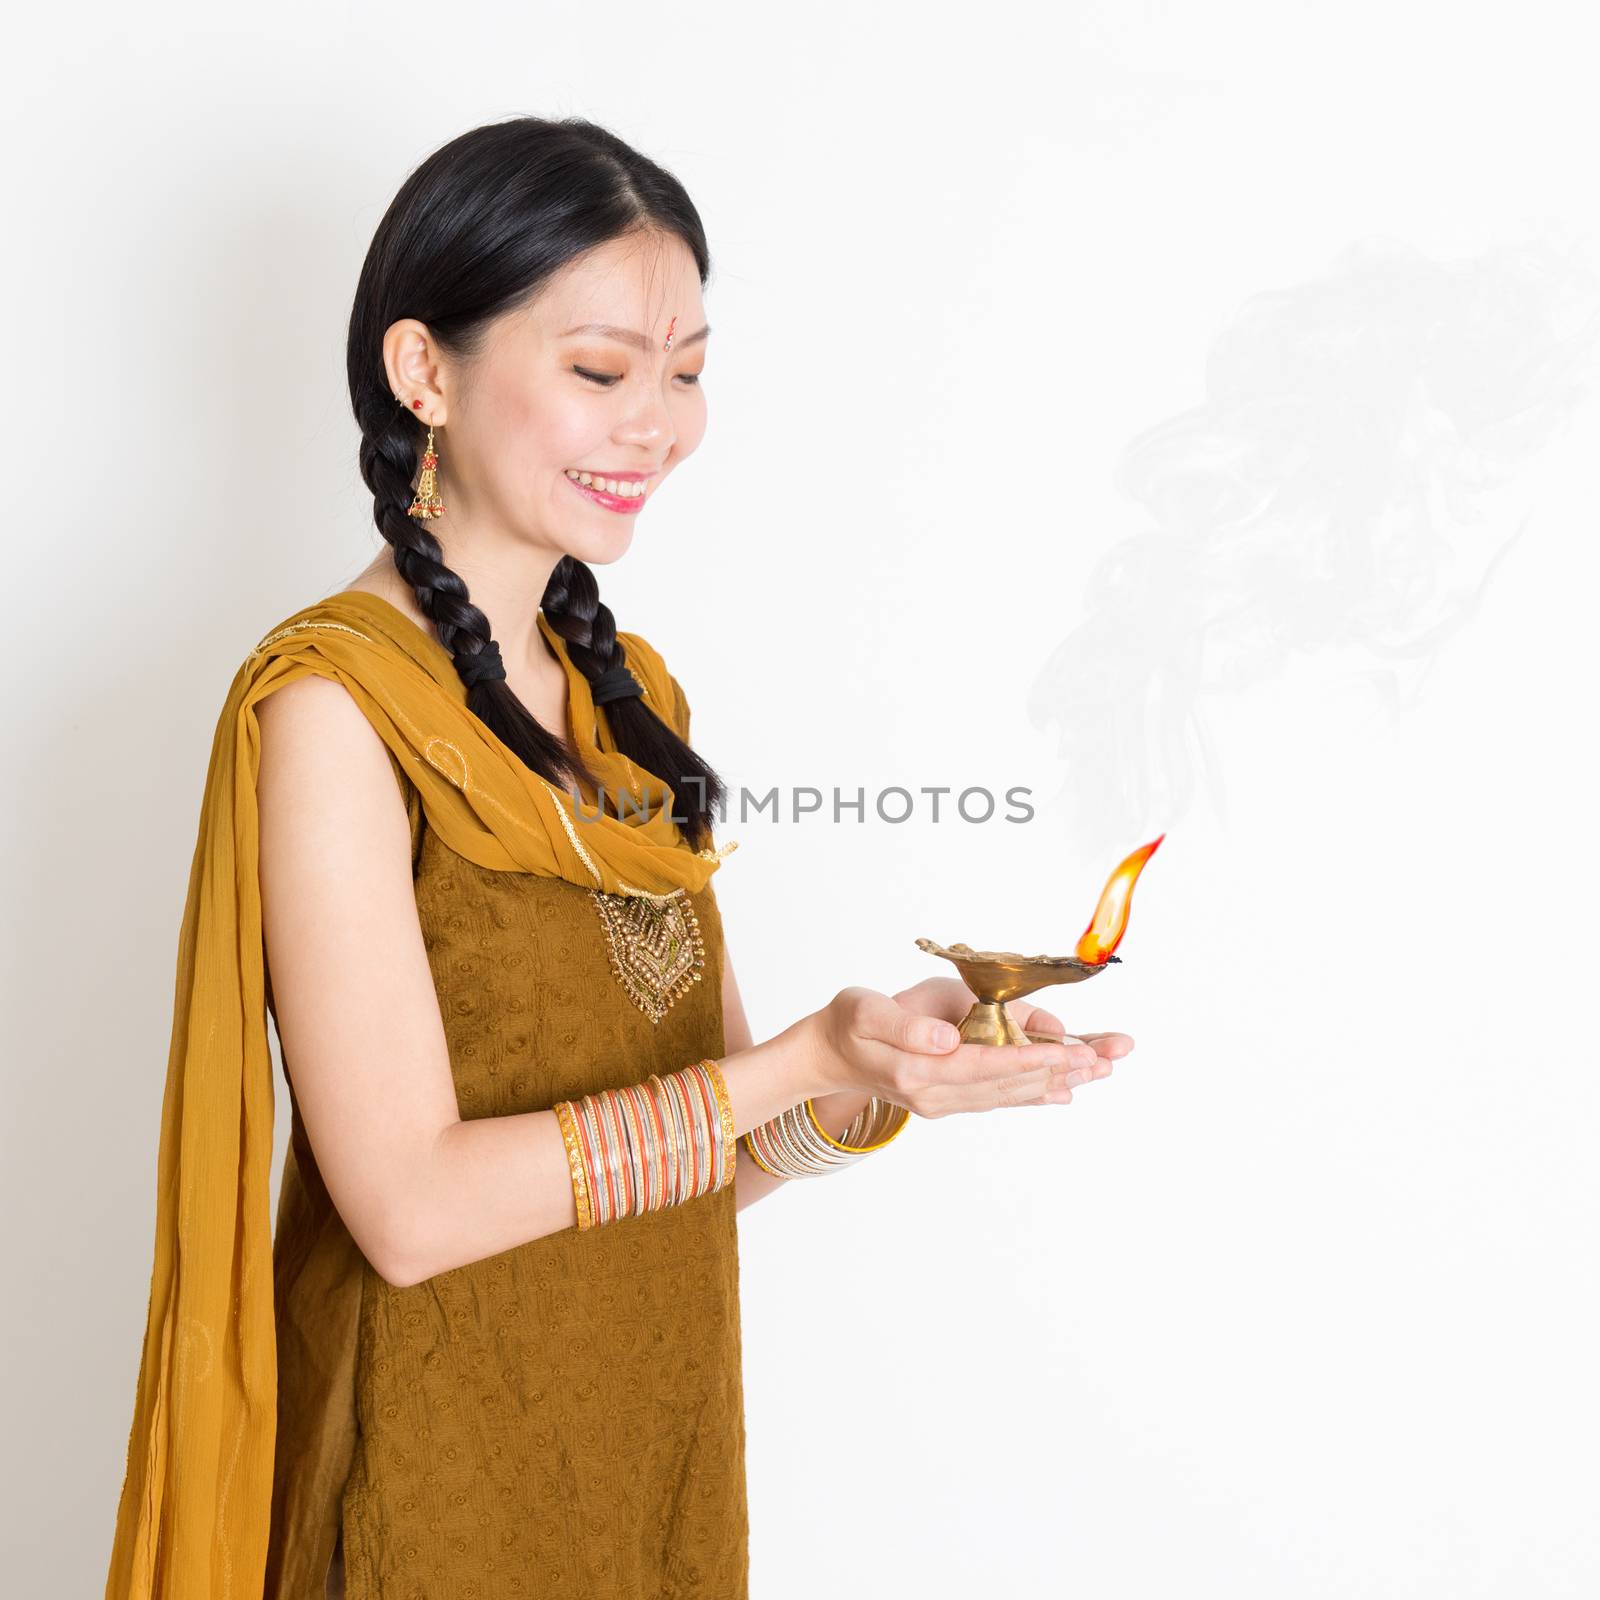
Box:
[590,665,644,706]
[456,639,507,688]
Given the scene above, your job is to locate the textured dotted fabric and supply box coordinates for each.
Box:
[265,761,749,1600]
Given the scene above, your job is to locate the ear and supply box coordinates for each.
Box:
[382,317,450,426]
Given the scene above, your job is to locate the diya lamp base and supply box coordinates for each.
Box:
[914,938,1120,1046]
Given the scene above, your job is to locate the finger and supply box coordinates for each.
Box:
[951,1038,1092,1085]
[1028,1076,1076,1106]
[1024,1084,1072,1107]
[1024,1005,1065,1037]
[1051,1066,1091,1101]
[1079,1031,1135,1058]
[1047,1037,1101,1072]
[891,976,974,1025]
[909,1036,1099,1119]
[1020,1023,1098,1067]
[1056,1059,1110,1091]
[920,1057,1058,1116]
[860,989,963,1055]
[984,1064,1058,1109]
[956,1039,1057,1083]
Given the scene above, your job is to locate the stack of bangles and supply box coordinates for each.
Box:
[553,1059,913,1230]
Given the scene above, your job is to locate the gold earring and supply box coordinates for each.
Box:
[407,425,446,519]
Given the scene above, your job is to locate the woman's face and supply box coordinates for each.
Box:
[401,229,709,570]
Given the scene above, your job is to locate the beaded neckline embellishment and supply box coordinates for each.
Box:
[590,886,706,1024]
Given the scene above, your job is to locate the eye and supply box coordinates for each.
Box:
[573,365,704,389]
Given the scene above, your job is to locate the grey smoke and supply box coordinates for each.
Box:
[1029,233,1600,851]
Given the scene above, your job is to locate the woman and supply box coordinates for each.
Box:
[104,115,1131,1600]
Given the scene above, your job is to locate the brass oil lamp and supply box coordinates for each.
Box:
[918,834,1163,1046]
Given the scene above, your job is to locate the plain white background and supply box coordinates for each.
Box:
[5,3,1597,1595]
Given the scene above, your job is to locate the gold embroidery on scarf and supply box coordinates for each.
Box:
[589,886,706,1024]
[248,621,739,898]
[422,735,470,790]
[250,619,375,659]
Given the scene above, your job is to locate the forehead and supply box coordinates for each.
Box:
[531,232,704,333]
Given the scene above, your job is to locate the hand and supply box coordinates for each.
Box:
[799,985,1103,1119]
[888,976,1136,1107]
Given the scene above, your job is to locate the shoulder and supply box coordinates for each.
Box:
[254,673,416,826]
[615,628,692,740]
[254,673,394,784]
[254,667,364,727]
[245,593,399,763]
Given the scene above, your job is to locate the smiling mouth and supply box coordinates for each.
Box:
[564,470,651,514]
[564,468,651,499]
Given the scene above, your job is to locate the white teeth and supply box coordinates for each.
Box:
[565,469,648,498]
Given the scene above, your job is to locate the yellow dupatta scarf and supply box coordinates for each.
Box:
[103,587,735,1599]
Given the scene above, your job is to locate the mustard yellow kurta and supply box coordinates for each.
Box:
[263,751,749,1598]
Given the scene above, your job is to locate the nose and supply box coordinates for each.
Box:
[614,381,673,453]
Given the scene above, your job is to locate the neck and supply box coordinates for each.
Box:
[351,546,567,674]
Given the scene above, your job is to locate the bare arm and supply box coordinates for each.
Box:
[256,675,832,1289]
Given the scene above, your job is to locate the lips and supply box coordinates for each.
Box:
[566,474,648,515]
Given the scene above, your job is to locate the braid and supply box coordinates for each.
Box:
[356,403,599,794]
[541,556,727,847]
[538,554,615,676]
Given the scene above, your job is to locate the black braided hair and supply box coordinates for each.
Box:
[345,115,725,847]
[540,553,724,844]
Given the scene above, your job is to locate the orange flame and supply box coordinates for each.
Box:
[1076,834,1165,964]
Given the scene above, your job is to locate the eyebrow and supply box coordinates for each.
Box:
[560,321,711,351]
